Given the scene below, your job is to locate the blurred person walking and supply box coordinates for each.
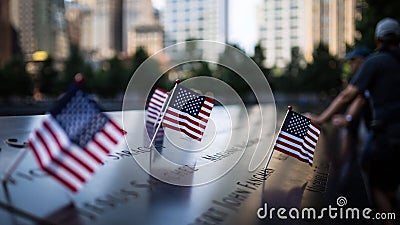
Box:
[331,46,371,131]
[307,18,400,225]
[333,47,371,163]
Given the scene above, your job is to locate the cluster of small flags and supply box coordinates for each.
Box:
[24,80,320,193]
[145,84,214,143]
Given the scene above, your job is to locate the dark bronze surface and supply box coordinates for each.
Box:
[0,105,372,225]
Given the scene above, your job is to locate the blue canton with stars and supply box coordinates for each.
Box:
[281,111,310,138]
[49,85,109,148]
[170,87,205,118]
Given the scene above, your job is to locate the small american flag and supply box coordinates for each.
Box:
[162,85,214,141]
[28,85,125,192]
[145,88,168,148]
[274,110,321,165]
[146,88,168,124]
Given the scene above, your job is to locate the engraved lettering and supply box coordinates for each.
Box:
[107,154,119,160]
[83,203,105,214]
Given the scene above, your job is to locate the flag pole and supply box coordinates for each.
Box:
[263,106,292,174]
[260,106,293,206]
[1,146,28,184]
[148,79,180,149]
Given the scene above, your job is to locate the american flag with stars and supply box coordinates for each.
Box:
[28,84,125,192]
[162,85,214,141]
[274,110,321,165]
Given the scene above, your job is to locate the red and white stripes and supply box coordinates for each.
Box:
[162,97,214,141]
[28,116,124,193]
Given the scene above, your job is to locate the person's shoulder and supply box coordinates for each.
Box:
[368,51,387,58]
[363,51,392,63]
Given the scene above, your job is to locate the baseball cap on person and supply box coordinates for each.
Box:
[375,18,400,39]
[345,46,370,59]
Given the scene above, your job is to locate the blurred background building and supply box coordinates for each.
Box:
[67,0,123,59]
[125,0,163,56]
[2,0,363,68]
[162,0,228,61]
[65,1,91,50]
[9,0,70,62]
[258,0,358,68]
[162,0,228,46]
[66,0,162,59]
[4,0,395,108]
[0,0,18,65]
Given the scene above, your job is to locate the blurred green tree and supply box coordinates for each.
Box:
[356,0,400,48]
[130,47,149,75]
[192,61,212,77]
[60,45,89,92]
[167,41,210,81]
[129,46,172,98]
[0,55,32,97]
[39,57,58,95]
[91,69,110,97]
[251,42,265,68]
[216,44,252,99]
[60,45,95,95]
[268,47,304,92]
[104,56,128,97]
[301,45,342,95]
[251,42,275,94]
[252,42,272,77]
[269,45,342,95]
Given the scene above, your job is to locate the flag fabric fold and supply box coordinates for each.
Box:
[145,88,168,148]
[146,87,169,124]
[162,85,214,141]
[274,110,321,165]
[28,85,125,192]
